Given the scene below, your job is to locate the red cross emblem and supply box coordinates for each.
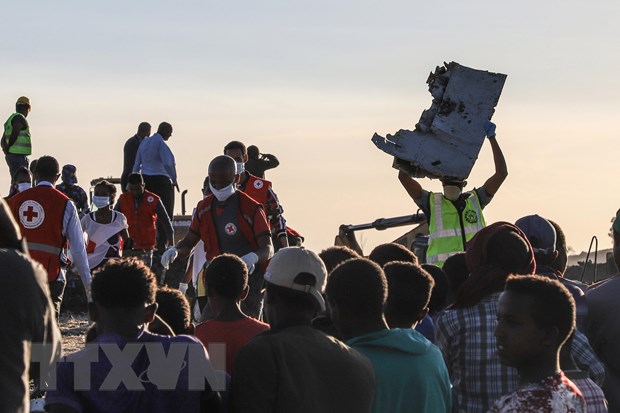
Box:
[18,200,45,229]
[225,222,237,236]
[23,206,38,221]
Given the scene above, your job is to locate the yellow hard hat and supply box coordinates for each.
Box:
[16,96,31,107]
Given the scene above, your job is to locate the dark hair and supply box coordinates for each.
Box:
[138,122,151,133]
[318,246,360,274]
[247,145,260,159]
[29,159,38,174]
[204,254,248,299]
[548,220,567,274]
[157,122,172,135]
[504,274,576,348]
[34,156,59,180]
[16,103,30,112]
[223,140,247,156]
[266,273,318,312]
[202,176,210,190]
[421,264,450,313]
[384,262,434,327]
[442,253,468,290]
[94,180,117,196]
[368,243,418,268]
[326,258,387,319]
[91,259,157,309]
[156,287,191,334]
[127,173,144,186]
[11,166,31,183]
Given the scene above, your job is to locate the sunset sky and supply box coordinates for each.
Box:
[2,0,618,255]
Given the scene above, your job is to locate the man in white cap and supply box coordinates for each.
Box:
[230,247,376,413]
[2,96,32,179]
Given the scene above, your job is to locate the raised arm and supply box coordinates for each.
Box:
[480,122,508,197]
[262,153,280,170]
[398,170,423,201]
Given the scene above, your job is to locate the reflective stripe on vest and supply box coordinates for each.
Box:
[3,113,31,155]
[426,191,486,267]
[28,242,63,256]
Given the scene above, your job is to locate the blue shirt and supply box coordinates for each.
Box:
[132,134,177,184]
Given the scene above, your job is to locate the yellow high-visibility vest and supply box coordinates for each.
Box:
[426,191,486,267]
[3,113,31,155]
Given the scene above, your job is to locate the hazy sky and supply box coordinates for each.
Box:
[2,0,618,255]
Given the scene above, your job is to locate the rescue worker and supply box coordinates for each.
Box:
[398,122,507,267]
[161,155,273,319]
[2,97,32,179]
[55,164,89,217]
[116,172,174,267]
[224,140,292,249]
[7,156,91,318]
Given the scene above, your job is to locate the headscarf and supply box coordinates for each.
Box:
[453,221,535,308]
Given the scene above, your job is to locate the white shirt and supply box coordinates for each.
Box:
[81,211,128,270]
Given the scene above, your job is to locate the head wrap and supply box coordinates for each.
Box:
[453,221,535,308]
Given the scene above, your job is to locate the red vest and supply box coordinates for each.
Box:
[118,190,159,250]
[241,174,271,207]
[8,185,69,282]
[194,192,262,261]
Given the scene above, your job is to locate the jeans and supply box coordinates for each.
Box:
[4,153,29,179]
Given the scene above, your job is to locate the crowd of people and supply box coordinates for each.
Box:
[1,96,620,412]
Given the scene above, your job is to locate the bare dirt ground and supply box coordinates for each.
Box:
[58,313,89,356]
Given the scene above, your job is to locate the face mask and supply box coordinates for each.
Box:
[17,183,32,192]
[443,185,462,201]
[236,162,245,175]
[209,182,236,202]
[92,196,110,208]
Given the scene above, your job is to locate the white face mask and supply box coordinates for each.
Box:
[17,182,32,192]
[443,185,462,201]
[92,196,110,208]
[236,162,245,175]
[209,182,236,202]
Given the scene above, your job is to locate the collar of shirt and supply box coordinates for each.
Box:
[37,181,54,187]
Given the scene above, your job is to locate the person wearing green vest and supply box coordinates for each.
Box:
[2,97,32,180]
[398,122,508,267]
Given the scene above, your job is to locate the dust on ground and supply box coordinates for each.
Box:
[58,313,89,355]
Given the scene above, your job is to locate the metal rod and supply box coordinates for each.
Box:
[343,212,426,233]
[580,236,598,283]
[181,190,188,216]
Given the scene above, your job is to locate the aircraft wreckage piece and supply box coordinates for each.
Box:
[372,62,507,180]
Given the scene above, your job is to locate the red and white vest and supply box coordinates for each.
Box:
[8,185,69,281]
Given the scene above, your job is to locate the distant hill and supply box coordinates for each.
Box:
[565,248,617,284]
[568,248,613,267]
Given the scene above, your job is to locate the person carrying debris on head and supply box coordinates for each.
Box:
[398,122,507,267]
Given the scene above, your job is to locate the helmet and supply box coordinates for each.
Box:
[16,96,31,107]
